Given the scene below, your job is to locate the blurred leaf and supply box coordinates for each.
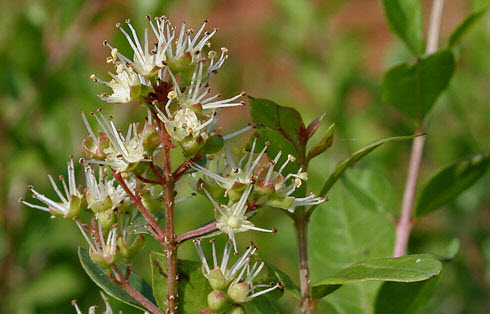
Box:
[342,168,396,215]
[448,8,488,48]
[381,0,425,55]
[306,122,336,163]
[415,152,490,217]
[260,254,300,299]
[374,276,440,314]
[243,294,282,314]
[150,252,211,313]
[306,113,326,139]
[313,135,418,213]
[78,247,155,311]
[439,238,460,262]
[309,182,395,312]
[382,50,456,123]
[249,96,307,168]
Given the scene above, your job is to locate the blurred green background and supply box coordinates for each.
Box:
[1,0,489,313]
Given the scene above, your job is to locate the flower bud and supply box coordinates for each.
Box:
[266,194,295,211]
[142,124,160,153]
[181,135,206,157]
[117,234,145,260]
[208,267,227,290]
[255,180,275,196]
[207,290,229,312]
[227,182,247,202]
[96,209,116,231]
[89,247,117,269]
[87,195,113,213]
[227,282,249,304]
[57,195,81,219]
[167,52,192,74]
[225,304,245,314]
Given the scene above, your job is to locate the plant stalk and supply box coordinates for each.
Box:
[295,209,315,314]
[162,139,179,313]
[393,0,444,257]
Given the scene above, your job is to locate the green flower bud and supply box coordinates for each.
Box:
[181,135,205,157]
[266,194,295,210]
[167,52,192,74]
[96,209,116,231]
[143,124,160,153]
[89,247,117,269]
[208,267,227,290]
[88,195,113,213]
[60,195,81,219]
[207,290,229,312]
[227,182,247,202]
[225,304,245,314]
[255,180,275,196]
[227,282,249,304]
[117,234,145,260]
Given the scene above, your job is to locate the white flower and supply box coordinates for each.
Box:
[85,111,148,172]
[203,185,273,252]
[76,220,119,268]
[72,292,113,314]
[90,63,144,104]
[21,158,82,218]
[192,137,268,196]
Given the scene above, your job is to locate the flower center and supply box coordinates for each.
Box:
[227,215,241,228]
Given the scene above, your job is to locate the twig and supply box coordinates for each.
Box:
[176,222,218,244]
[111,265,163,314]
[295,211,315,314]
[393,0,444,257]
[112,170,166,242]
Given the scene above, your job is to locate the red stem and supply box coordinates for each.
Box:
[111,266,163,314]
[113,170,165,242]
[196,308,213,314]
[176,221,218,244]
[136,174,164,185]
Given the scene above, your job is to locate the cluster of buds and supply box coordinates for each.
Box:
[194,239,282,313]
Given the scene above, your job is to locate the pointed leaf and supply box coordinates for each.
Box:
[448,8,488,48]
[78,247,155,311]
[382,50,456,123]
[309,182,396,311]
[306,113,326,139]
[381,0,425,55]
[150,251,211,313]
[375,276,440,314]
[313,135,419,212]
[260,254,300,299]
[415,152,490,217]
[249,96,307,168]
[306,122,336,162]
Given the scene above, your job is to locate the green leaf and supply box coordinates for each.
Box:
[382,50,456,123]
[306,122,336,163]
[313,254,441,286]
[309,183,396,312]
[150,251,211,313]
[78,247,155,311]
[249,96,307,169]
[243,295,282,314]
[374,276,440,314]
[448,8,488,48]
[341,168,396,215]
[381,0,424,55]
[415,152,490,217]
[313,135,418,211]
[260,254,300,299]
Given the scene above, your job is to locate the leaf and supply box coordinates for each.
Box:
[341,168,396,215]
[313,254,442,287]
[309,182,396,312]
[374,276,440,314]
[448,8,488,48]
[249,96,307,168]
[313,135,418,212]
[382,50,456,123]
[78,247,155,311]
[415,152,490,217]
[150,251,211,313]
[243,295,282,314]
[381,0,424,55]
[260,254,300,299]
[306,122,336,163]
[440,238,460,262]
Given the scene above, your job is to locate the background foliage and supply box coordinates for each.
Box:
[0,0,489,313]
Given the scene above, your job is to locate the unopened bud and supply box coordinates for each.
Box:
[227,282,249,303]
[208,267,227,290]
[207,290,229,312]
[225,304,245,314]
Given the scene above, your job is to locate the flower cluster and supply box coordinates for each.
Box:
[194,239,282,312]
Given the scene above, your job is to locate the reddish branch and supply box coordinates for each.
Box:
[112,170,165,242]
[111,265,163,314]
[176,221,218,244]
